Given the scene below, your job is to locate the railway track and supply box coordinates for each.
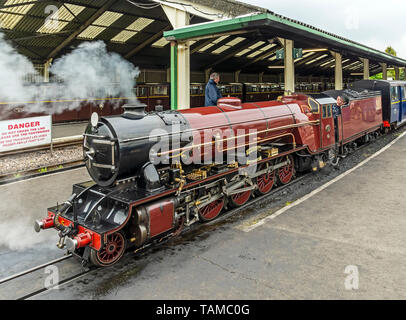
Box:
[0,135,84,185]
[0,169,309,300]
[0,253,93,300]
[0,128,400,299]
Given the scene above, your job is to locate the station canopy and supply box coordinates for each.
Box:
[1,0,405,78]
[164,12,406,77]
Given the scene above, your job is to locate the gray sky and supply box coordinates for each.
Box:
[242,0,406,58]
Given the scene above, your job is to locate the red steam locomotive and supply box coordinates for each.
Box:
[34,88,383,267]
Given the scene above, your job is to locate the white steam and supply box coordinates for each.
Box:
[0,33,37,103]
[0,34,140,115]
[50,41,140,105]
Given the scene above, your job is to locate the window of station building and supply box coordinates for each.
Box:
[151,85,168,96]
[231,84,242,94]
[190,85,203,95]
[134,87,148,97]
[249,85,259,92]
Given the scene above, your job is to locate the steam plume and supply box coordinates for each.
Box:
[0,34,140,115]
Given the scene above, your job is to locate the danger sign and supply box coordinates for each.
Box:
[0,115,52,152]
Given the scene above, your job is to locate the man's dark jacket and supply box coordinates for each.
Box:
[205,79,222,106]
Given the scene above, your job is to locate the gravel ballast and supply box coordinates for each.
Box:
[0,145,83,176]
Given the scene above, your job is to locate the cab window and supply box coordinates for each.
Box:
[308,99,319,113]
[321,105,332,118]
[391,86,400,102]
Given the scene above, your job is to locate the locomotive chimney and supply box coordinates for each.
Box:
[122,103,147,119]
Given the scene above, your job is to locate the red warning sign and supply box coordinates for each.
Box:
[0,116,52,152]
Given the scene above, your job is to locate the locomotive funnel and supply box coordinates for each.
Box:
[122,103,147,119]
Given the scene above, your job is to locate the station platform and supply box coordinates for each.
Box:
[52,122,88,139]
[1,132,405,300]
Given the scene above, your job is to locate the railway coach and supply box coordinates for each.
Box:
[349,80,406,128]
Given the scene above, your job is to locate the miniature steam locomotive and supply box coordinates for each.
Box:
[35,85,389,267]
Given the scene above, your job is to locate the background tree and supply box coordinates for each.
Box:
[385,46,397,56]
[370,46,404,80]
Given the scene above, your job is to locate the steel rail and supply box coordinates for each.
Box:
[0,254,73,285]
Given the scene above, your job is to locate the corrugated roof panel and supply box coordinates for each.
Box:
[127,17,154,31]
[3,0,36,10]
[211,37,246,54]
[37,3,86,34]
[92,11,123,27]
[259,43,276,52]
[151,37,169,48]
[305,54,328,65]
[246,50,262,58]
[0,0,36,29]
[212,35,229,44]
[268,55,277,61]
[235,48,251,57]
[319,58,335,67]
[246,43,276,59]
[294,52,314,62]
[37,21,68,34]
[111,30,137,43]
[57,4,86,21]
[0,13,22,29]
[238,41,266,57]
[211,45,230,55]
[226,37,246,46]
[198,43,215,52]
[247,41,265,50]
[77,25,106,39]
[343,61,359,69]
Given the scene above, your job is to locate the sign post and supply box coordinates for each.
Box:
[275,48,303,60]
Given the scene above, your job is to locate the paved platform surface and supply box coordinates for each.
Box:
[24,133,405,300]
[1,134,405,300]
[52,122,87,139]
[0,168,90,277]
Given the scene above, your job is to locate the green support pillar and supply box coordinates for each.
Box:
[170,42,178,110]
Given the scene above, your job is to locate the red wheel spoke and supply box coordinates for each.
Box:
[198,198,224,221]
[256,163,275,195]
[278,156,294,185]
[97,232,125,265]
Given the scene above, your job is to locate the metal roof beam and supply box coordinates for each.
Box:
[2,29,75,42]
[46,0,116,59]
